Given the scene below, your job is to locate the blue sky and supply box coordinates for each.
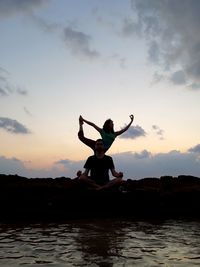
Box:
[1,0,200,179]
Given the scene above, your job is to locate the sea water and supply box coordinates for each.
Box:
[0,219,200,267]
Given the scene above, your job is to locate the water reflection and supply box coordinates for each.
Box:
[0,219,200,266]
[74,219,127,266]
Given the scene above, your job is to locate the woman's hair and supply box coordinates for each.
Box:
[103,119,114,133]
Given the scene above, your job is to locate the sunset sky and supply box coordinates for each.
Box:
[1,0,200,179]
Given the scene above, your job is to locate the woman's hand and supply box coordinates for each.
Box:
[130,114,134,121]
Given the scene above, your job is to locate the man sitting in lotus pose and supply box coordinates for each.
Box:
[78,139,124,190]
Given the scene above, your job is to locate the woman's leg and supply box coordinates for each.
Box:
[78,130,95,151]
[78,116,95,151]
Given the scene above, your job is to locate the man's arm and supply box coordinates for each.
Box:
[111,168,123,178]
[81,116,101,133]
[82,169,89,176]
[79,168,89,179]
[115,115,134,136]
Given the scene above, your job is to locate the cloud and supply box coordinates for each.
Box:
[55,159,73,165]
[0,117,31,134]
[152,125,164,140]
[109,54,127,69]
[24,107,32,116]
[63,26,100,59]
[0,87,8,96]
[188,83,200,90]
[129,0,200,89]
[119,125,146,139]
[0,66,9,74]
[148,40,160,64]
[121,17,142,37]
[0,155,84,178]
[29,13,60,33]
[112,149,200,179]
[17,88,28,96]
[0,70,13,96]
[0,68,11,96]
[1,146,200,179]
[0,156,27,175]
[133,149,151,159]
[170,70,186,85]
[0,0,47,18]
[188,144,200,154]
[0,67,28,97]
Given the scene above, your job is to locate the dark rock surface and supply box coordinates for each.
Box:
[1,174,200,222]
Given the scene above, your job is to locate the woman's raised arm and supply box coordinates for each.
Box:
[115,114,134,136]
[81,116,101,133]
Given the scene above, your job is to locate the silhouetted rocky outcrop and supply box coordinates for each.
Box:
[0,174,200,222]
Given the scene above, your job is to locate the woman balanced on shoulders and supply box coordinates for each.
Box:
[78,114,134,152]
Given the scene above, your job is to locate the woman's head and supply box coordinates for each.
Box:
[103,119,114,133]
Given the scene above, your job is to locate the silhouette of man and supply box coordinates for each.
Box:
[78,139,123,190]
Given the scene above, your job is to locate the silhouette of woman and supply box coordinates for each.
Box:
[78,115,134,152]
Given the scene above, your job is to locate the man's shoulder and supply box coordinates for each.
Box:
[87,155,113,160]
[87,155,95,160]
[103,155,113,160]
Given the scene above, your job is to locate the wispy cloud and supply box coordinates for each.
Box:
[29,13,60,33]
[121,17,142,37]
[0,67,28,97]
[63,26,100,60]
[0,66,9,74]
[128,0,200,89]
[152,125,164,140]
[119,125,146,139]
[55,159,73,165]
[17,88,28,96]
[23,107,32,116]
[0,68,13,96]
[0,0,48,19]
[0,117,31,134]
[0,87,8,96]
[109,54,127,69]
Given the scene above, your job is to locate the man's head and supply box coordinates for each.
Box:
[95,139,105,153]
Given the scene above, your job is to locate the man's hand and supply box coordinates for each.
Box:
[118,172,123,178]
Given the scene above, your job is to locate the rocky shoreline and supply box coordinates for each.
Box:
[0,174,200,222]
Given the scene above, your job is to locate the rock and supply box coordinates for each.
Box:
[0,174,200,222]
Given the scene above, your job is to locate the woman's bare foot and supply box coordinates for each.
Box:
[79,115,83,125]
